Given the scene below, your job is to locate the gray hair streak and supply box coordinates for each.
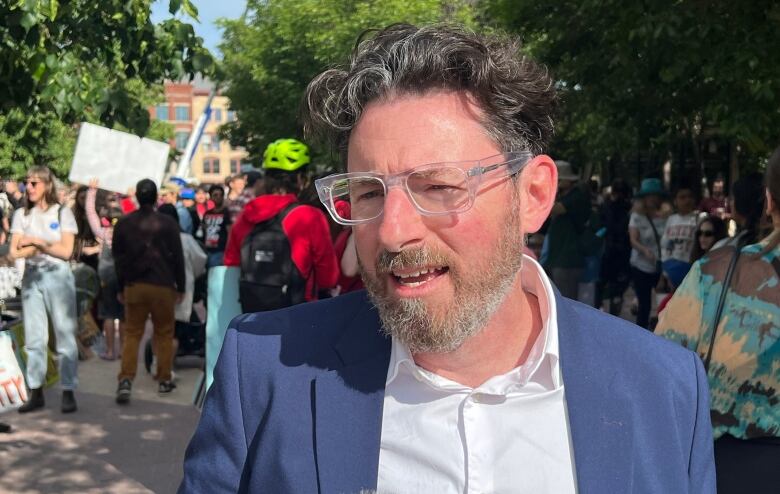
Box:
[302,23,557,162]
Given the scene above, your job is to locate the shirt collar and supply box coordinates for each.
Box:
[385,254,561,393]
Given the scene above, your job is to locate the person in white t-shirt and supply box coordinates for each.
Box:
[9,166,79,414]
[660,183,698,288]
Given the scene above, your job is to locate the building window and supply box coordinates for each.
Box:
[155,105,169,121]
[174,131,189,150]
[230,159,240,174]
[201,134,220,151]
[227,110,236,122]
[204,158,221,175]
[174,106,190,121]
[201,134,211,151]
[213,109,223,122]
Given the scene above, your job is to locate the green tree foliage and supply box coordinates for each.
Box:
[219,0,476,167]
[0,0,214,176]
[483,0,780,183]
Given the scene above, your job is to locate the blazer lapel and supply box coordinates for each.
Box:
[313,301,391,494]
[557,295,635,493]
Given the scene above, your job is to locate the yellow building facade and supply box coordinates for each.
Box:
[150,80,249,184]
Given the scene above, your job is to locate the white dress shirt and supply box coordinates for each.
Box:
[376,256,578,494]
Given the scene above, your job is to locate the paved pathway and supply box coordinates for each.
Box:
[0,330,204,494]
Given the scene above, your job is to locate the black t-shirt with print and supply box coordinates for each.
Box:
[197,207,232,252]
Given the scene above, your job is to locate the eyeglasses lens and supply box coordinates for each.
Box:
[407,167,469,213]
[25,180,39,188]
[330,177,384,222]
[333,167,472,222]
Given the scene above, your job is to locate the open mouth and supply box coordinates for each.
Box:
[392,266,449,288]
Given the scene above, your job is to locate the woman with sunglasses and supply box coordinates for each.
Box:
[9,166,79,413]
[690,215,728,264]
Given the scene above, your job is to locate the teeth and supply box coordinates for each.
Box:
[395,267,437,279]
[393,267,444,283]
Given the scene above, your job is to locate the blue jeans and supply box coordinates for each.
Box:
[207,251,224,269]
[21,262,79,390]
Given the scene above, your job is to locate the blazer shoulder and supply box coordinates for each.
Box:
[228,290,374,369]
[561,297,701,386]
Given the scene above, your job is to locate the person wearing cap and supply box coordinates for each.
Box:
[222,138,339,311]
[541,160,591,299]
[182,25,714,494]
[629,177,668,329]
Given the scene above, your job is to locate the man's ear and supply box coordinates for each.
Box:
[518,155,557,234]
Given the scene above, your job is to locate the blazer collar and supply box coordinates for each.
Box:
[557,292,634,493]
[314,293,391,494]
[313,290,636,494]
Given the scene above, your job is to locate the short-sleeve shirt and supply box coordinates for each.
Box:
[11,205,78,266]
[628,212,667,273]
[660,212,698,263]
[197,208,232,252]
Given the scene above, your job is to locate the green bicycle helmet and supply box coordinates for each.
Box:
[263,138,310,172]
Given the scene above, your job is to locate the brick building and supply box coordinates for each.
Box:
[149,78,248,184]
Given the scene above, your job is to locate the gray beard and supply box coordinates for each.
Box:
[361,207,524,354]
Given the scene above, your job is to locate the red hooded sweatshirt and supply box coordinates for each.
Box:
[223,193,339,301]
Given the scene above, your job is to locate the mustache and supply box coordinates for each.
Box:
[375,247,451,275]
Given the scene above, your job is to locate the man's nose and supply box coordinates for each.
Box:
[377,187,426,252]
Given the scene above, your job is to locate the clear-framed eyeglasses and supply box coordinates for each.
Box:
[315,151,534,226]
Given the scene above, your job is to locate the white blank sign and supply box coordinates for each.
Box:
[69,122,170,194]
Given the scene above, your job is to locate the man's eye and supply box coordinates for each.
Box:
[426,184,461,191]
[358,190,383,200]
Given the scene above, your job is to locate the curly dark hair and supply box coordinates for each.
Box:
[302,23,557,162]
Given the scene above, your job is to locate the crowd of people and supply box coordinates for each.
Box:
[0,138,363,411]
[0,23,777,494]
[537,168,768,331]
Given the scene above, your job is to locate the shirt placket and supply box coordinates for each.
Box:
[462,391,494,494]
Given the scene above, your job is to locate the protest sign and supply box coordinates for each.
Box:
[69,122,170,194]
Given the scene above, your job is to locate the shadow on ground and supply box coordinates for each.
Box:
[0,388,200,494]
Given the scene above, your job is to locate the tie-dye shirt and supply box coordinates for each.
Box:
[656,240,779,440]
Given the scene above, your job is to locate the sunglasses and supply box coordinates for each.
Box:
[25,180,40,188]
[696,230,715,238]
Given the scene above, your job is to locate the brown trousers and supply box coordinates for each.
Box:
[119,283,177,382]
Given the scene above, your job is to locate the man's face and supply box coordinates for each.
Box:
[231,177,246,194]
[712,180,724,197]
[161,191,177,205]
[674,188,695,214]
[348,91,528,353]
[211,188,224,207]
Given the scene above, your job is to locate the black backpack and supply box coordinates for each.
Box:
[239,203,306,313]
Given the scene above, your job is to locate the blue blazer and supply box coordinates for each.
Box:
[180,290,715,493]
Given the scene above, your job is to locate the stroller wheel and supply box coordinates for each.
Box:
[144,340,154,373]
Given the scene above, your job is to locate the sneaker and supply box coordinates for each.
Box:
[116,379,132,405]
[61,390,77,413]
[158,381,177,394]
